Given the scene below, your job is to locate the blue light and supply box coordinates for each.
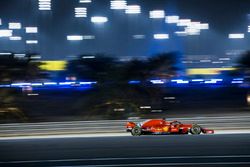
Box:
[59,82,75,85]
[150,80,165,84]
[0,85,11,88]
[31,83,43,86]
[204,81,217,84]
[80,81,97,85]
[128,80,141,84]
[233,78,244,81]
[176,80,189,84]
[204,79,223,84]
[211,79,223,82]
[44,82,58,85]
[11,83,31,87]
[171,79,183,82]
[171,79,189,84]
[191,79,204,82]
[1,81,98,90]
[231,81,243,84]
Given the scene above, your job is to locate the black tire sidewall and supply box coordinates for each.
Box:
[190,124,201,135]
[131,126,142,136]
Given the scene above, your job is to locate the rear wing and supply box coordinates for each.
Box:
[126,122,136,131]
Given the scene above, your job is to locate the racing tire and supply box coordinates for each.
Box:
[131,126,142,136]
[190,124,201,135]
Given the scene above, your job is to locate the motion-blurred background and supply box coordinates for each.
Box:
[0,0,250,123]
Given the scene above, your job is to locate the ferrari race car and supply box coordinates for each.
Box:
[126,119,214,136]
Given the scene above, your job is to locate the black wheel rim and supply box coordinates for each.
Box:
[192,126,200,134]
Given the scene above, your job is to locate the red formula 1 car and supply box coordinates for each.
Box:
[126,119,214,136]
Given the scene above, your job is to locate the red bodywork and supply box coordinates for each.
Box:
[126,119,214,135]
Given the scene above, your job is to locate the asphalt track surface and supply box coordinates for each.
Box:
[1,115,250,138]
[1,134,250,167]
[1,114,250,166]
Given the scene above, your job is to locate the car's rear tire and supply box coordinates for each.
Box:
[190,124,201,135]
[131,126,142,136]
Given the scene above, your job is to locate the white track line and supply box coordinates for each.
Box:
[1,130,250,140]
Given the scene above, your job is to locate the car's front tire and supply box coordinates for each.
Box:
[131,126,142,136]
[190,124,201,135]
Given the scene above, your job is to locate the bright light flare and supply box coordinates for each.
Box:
[154,34,169,39]
[80,82,97,85]
[67,35,83,41]
[175,31,187,36]
[191,79,204,82]
[75,7,87,18]
[67,35,95,41]
[59,82,76,85]
[171,79,189,84]
[9,36,22,40]
[31,83,43,86]
[14,53,26,58]
[0,30,13,37]
[228,33,245,39]
[176,80,189,84]
[204,79,223,84]
[150,79,165,84]
[82,56,95,59]
[26,40,38,44]
[31,55,42,59]
[125,5,141,14]
[91,16,108,23]
[185,27,200,35]
[79,0,92,3]
[8,22,22,29]
[177,19,191,26]
[44,82,58,85]
[199,23,209,30]
[165,16,179,23]
[149,10,165,19]
[247,94,250,105]
[140,106,151,109]
[25,27,38,33]
[110,0,127,10]
[38,0,51,10]
[232,81,243,84]
[11,83,31,87]
[0,52,12,55]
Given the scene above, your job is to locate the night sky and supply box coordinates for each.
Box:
[0,0,249,60]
